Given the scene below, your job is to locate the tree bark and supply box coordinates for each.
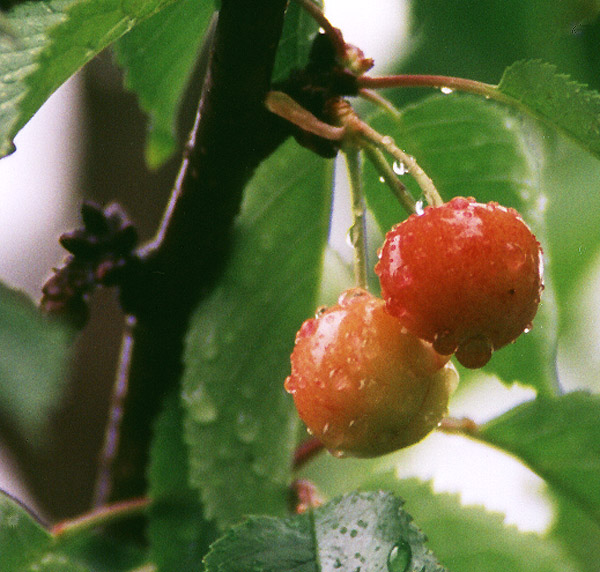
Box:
[105,0,291,503]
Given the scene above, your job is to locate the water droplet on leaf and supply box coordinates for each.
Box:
[251,458,268,476]
[387,540,412,572]
[201,330,219,361]
[235,411,260,443]
[440,86,454,94]
[183,385,218,424]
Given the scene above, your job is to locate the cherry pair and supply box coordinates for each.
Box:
[285,197,543,457]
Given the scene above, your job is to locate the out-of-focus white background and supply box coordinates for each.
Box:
[0,0,593,530]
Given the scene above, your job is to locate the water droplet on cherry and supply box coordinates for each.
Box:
[505,242,526,272]
[456,335,493,369]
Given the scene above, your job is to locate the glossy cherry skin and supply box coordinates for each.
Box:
[285,288,458,458]
[375,197,544,368]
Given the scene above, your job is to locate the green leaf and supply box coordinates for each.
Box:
[203,491,447,572]
[0,490,92,571]
[496,60,600,159]
[549,492,600,572]
[57,533,148,572]
[0,490,51,572]
[540,136,600,309]
[365,94,543,225]
[0,282,72,444]
[148,392,217,571]
[479,391,600,526]
[361,476,577,572]
[0,0,177,158]
[271,0,321,83]
[115,0,215,168]
[181,140,332,529]
[114,0,320,168]
[363,94,558,394]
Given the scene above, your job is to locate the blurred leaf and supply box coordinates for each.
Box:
[361,475,577,572]
[496,60,600,159]
[148,392,217,571]
[114,0,320,168]
[365,94,544,223]
[271,0,320,83]
[0,0,177,158]
[548,492,600,572]
[57,533,148,572]
[115,0,215,168]
[400,0,593,103]
[541,136,600,309]
[181,140,332,529]
[203,491,447,572]
[363,94,558,394]
[479,391,600,526]
[0,282,72,444]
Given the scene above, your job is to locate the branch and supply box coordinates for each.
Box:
[103,0,291,503]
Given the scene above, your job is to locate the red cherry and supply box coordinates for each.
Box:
[375,197,544,368]
[285,288,458,458]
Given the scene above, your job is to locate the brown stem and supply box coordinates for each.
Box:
[106,0,292,503]
[437,416,479,435]
[52,497,149,537]
[293,437,325,470]
[358,74,498,97]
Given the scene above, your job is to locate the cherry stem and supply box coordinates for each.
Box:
[346,113,444,207]
[265,91,345,141]
[293,437,325,470]
[358,89,401,118]
[437,416,479,435]
[362,144,416,215]
[358,74,501,101]
[343,148,369,289]
[51,497,149,538]
[293,0,347,61]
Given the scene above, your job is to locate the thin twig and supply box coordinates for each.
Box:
[358,89,401,118]
[93,316,136,507]
[352,119,443,207]
[343,148,369,289]
[437,416,479,435]
[358,74,499,99]
[52,497,149,538]
[293,438,325,470]
[362,144,416,215]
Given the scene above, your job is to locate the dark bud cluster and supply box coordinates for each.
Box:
[274,32,371,159]
[41,202,139,328]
